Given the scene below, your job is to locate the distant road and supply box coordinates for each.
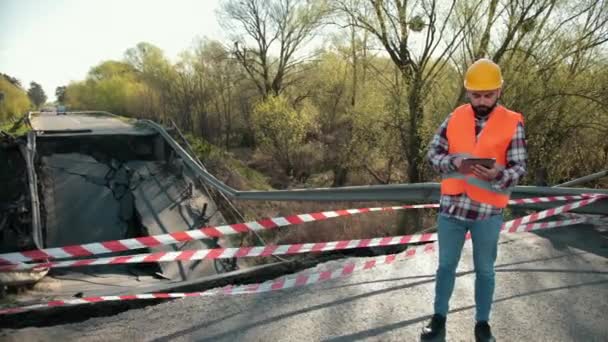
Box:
[29,112,152,135]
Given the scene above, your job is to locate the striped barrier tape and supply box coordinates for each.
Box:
[0,212,591,316]
[502,195,603,232]
[0,213,588,272]
[0,204,438,265]
[0,243,436,315]
[0,194,599,265]
[0,196,599,270]
[0,205,602,315]
[0,233,436,272]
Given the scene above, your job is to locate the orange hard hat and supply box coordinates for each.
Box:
[464,58,503,91]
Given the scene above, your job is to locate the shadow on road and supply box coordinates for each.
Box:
[325,279,608,342]
[151,249,608,342]
[532,224,608,258]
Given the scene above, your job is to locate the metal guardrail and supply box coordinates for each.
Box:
[20,132,44,249]
[141,120,608,215]
[555,170,608,188]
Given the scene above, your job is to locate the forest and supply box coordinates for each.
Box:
[2,0,607,190]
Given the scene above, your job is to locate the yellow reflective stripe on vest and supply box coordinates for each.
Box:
[442,172,511,195]
[466,177,511,195]
[442,172,466,180]
[451,153,473,158]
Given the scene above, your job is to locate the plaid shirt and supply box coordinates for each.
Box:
[427,108,528,221]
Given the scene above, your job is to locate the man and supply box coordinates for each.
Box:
[421,58,527,342]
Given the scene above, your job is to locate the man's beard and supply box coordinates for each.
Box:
[472,102,497,117]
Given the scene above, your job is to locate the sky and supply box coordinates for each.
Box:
[0,0,225,101]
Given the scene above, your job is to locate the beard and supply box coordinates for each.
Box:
[472,102,497,117]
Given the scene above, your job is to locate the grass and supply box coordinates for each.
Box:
[176,133,437,267]
[0,116,31,136]
[0,293,19,307]
[229,158,273,190]
[234,199,438,267]
[185,134,273,191]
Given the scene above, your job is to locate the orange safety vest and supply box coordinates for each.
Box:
[441,104,523,208]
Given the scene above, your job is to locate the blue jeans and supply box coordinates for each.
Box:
[433,214,502,321]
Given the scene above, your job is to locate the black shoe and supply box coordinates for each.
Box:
[420,314,446,340]
[475,321,496,342]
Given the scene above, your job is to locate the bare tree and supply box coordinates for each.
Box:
[507,0,608,185]
[335,0,480,183]
[455,0,557,102]
[192,39,244,148]
[170,59,211,134]
[219,0,328,98]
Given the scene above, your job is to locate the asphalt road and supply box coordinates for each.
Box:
[29,113,153,135]
[2,223,607,341]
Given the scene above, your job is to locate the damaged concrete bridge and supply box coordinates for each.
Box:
[1,111,238,294]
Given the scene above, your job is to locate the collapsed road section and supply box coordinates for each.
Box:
[0,111,237,301]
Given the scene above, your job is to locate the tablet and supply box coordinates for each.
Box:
[460,158,496,173]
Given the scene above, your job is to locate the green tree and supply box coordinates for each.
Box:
[0,76,31,121]
[55,86,67,104]
[125,42,170,76]
[27,81,47,108]
[191,38,245,148]
[335,0,480,183]
[88,60,137,81]
[476,0,608,185]
[252,95,313,177]
[1,73,22,88]
[64,60,145,115]
[125,42,177,118]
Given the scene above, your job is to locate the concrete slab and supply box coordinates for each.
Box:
[40,153,130,248]
[130,161,226,281]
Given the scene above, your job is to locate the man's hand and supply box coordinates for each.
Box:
[472,164,499,181]
[452,157,463,170]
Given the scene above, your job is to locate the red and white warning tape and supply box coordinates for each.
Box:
[502,195,602,232]
[0,244,438,315]
[0,195,598,265]
[0,204,438,265]
[0,195,603,315]
[0,213,587,272]
[0,212,590,316]
[0,233,437,272]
